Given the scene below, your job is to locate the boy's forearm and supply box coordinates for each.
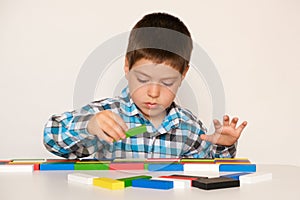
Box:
[211,143,237,158]
[183,138,237,159]
[43,111,103,159]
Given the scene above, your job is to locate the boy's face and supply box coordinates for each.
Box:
[125,58,188,121]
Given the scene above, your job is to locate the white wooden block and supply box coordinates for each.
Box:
[68,173,98,185]
[183,164,219,172]
[151,177,190,188]
[239,172,272,184]
[0,165,34,172]
[183,172,220,178]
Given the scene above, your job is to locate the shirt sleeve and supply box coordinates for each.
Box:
[43,103,107,159]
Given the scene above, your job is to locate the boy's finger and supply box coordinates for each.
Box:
[96,128,114,143]
[101,122,122,141]
[102,113,126,139]
[236,121,248,133]
[112,113,128,132]
[223,115,230,126]
[230,117,239,128]
[213,119,222,130]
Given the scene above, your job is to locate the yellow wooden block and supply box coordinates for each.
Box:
[93,178,124,190]
[216,162,251,164]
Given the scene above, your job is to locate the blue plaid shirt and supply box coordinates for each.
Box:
[44,87,236,159]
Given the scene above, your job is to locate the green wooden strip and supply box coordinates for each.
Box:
[125,125,147,137]
[117,175,152,187]
[74,163,109,170]
[144,163,149,170]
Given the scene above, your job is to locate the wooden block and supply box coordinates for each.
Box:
[34,163,40,171]
[39,163,75,171]
[8,162,40,171]
[76,161,111,164]
[74,163,109,170]
[131,179,173,190]
[109,162,144,170]
[152,177,190,188]
[125,125,147,137]
[0,165,34,172]
[214,159,251,164]
[46,159,79,163]
[180,158,215,164]
[239,172,272,184]
[146,158,180,163]
[192,177,240,190]
[117,175,152,187]
[220,172,251,180]
[215,161,251,164]
[147,164,184,171]
[113,158,146,163]
[167,174,208,180]
[11,159,46,163]
[159,175,207,186]
[0,160,11,163]
[214,158,249,161]
[93,177,124,190]
[184,163,219,172]
[219,164,256,172]
[79,158,113,162]
[68,173,98,185]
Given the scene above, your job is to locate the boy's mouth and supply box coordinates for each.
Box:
[144,102,158,109]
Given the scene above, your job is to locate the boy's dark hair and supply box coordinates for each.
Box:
[126,12,193,74]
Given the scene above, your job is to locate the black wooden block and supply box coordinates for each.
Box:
[192,177,240,190]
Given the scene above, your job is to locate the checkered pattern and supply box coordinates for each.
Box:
[44,87,236,159]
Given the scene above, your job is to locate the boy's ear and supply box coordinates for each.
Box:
[124,57,130,79]
[178,65,189,87]
[181,65,189,80]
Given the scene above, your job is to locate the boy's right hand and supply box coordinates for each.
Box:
[87,110,128,143]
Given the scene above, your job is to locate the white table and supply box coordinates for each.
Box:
[0,164,299,200]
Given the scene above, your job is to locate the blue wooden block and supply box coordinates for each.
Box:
[131,179,173,190]
[40,163,75,171]
[147,164,184,171]
[219,164,256,172]
[221,172,251,180]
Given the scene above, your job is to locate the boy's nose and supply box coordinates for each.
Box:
[147,83,160,98]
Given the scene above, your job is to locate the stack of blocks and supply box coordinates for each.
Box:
[0,126,272,191]
[1,158,272,190]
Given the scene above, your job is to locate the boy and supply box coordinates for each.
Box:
[44,12,247,159]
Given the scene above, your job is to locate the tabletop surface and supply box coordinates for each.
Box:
[0,164,299,200]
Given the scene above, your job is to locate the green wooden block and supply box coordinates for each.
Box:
[117,175,152,187]
[144,163,149,170]
[74,163,109,170]
[125,125,147,137]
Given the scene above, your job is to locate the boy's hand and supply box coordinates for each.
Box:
[87,110,128,143]
[200,115,247,146]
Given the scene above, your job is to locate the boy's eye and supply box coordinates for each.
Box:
[137,77,149,83]
[161,81,174,87]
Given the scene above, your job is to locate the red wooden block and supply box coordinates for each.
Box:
[109,162,144,170]
[34,163,40,171]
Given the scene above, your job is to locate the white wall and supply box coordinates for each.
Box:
[0,0,299,166]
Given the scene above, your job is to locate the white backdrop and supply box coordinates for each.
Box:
[0,0,299,166]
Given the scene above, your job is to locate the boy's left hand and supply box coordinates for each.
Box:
[200,115,247,146]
